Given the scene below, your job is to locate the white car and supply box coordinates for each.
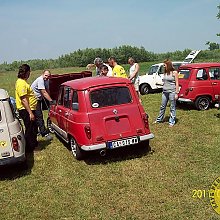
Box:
[139,50,201,95]
[0,89,26,166]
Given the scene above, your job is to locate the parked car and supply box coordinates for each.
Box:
[178,63,220,110]
[0,89,26,166]
[139,50,201,95]
[48,77,154,160]
[139,61,183,95]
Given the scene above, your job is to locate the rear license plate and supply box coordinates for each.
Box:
[108,137,139,149]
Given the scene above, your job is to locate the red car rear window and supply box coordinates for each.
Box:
[179,69,190,79]
[90,86,132,108]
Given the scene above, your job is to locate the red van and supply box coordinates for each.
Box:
[48,77,154,160]
[178,63,220,110]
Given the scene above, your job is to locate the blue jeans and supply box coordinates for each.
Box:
[156,92,176,125]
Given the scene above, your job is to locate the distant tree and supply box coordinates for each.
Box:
[206,41,220,50]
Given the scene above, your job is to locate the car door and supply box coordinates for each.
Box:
[209,67,220,98]
[56,86,72,140]
[155,65,164,88]
[193,69,212,99]
[88,85,145,144]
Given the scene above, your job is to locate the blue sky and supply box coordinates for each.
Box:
[0,0,219,63]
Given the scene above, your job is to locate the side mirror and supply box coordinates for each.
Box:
[72,103,79,111]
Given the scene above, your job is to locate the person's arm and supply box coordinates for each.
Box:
[20,96,35,121]
[174,71,179,99]
[40,89,53,102]
[129,63,140,80]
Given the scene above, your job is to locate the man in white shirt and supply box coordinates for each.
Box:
[31,70,53,140]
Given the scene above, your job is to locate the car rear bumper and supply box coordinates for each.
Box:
[0,154,26,166]
[177,98,193,103]
[81,133,154,151]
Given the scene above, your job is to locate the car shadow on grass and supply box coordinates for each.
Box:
[84,143,154,165]
[176,102,196,111]
[0,152,34,180]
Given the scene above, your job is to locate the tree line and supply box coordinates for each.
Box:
[0,45,220,72]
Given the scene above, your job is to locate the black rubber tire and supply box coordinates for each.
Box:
[69,137,84,160]
[47,118,55,134]
[195,96,210,110]
[140,84,151,95]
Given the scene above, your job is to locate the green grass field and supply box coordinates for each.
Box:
[0,63,220,219]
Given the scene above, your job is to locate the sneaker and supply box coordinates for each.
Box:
[169,124,174,128]
[44,133,53,141]
[215,103,219,108]
[152,121,160,124]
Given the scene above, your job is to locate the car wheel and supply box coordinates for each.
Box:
[140,84,151,95]
[47,118,54,134]
[69,137,84,160]
[195,96,210,110]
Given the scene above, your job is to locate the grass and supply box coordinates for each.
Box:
[0,63,220,219]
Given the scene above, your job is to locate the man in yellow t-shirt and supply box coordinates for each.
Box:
[108,57,127,78]
[15,79,37,111]
[15,64,38,152]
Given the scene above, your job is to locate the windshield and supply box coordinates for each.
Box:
[90,86,132,108]
[178,69,190,79]
[148,65,159,75]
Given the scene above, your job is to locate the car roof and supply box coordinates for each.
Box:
[63,76,132,90]
[151,61,183,66]
[179,62,220,69]
[0,89,9,100]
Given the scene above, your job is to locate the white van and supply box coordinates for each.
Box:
[0,89,26,166]
[139,50,201,95]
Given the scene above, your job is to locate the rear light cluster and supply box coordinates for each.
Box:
[12,136,20,152]
[142,113,149,129]
[84,125,91,139]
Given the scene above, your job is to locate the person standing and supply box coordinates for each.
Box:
[15,64,38,152]
[154,59,179,127]
[108,57,127,78]
[99,64,109,76]
[128,57,140,97]
[93,57,112,76]
[31,70,53,140]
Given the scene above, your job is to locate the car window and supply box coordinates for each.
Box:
[72,91,79,111]
[209,67,220,80]
[57,86,64,105]
[173,63,182,71]
[196,69,208,80]
[63,87,71,108]
[148,65,159,75]
[90,86,132,108]
[178,69,190,79]
[158,66,164,74]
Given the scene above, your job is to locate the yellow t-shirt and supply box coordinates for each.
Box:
[15,78,37,110]
[112,65,128,78]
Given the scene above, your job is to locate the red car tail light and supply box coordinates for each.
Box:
[12,137,19,152]
[142,113,149,129]
[84,125,91,139]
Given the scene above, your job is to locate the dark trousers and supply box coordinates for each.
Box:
[19,109,38,152]
[35,100,49,137]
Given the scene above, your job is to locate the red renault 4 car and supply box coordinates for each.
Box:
[178,63,220,110]
[48,77,154,160]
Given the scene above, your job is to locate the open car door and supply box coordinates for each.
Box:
[183,50,201,64]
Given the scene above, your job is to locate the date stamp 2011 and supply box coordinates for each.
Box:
[192,176,220,215]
